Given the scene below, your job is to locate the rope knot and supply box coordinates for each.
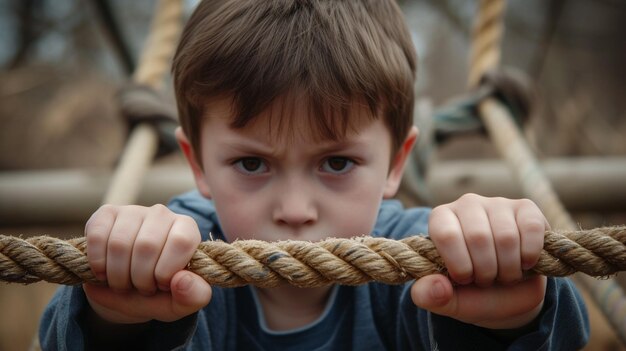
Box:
[117,83,179,157]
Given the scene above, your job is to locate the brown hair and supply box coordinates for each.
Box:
[173,0,417,163]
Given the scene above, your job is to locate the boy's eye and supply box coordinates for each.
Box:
[234,157,268,175]
[321,157,355,175]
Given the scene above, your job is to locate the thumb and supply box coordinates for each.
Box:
[410,274,457,316]
[170,271,212,318]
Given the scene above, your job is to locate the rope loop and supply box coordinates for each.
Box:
[117,83,179,157]
[433,67,534,144]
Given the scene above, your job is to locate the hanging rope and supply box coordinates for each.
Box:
[102,0,183,206]
[468,0,506,88]
[2,226,626,288]
[468,0,626,344]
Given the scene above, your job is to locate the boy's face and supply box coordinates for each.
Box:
[178,96,417,242]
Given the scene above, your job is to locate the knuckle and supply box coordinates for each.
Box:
[133,238,161,257]
[177,215,202,240]
[465,230,491,249]
[150,203,171,216]
[107,235,133,255]
[495,230,518,250]
[85,226,108,247]
[521,218,545,235]
[433,227,458,247]
[429,206,447,223]
[169,229,197,251]
[85,208,116,236]
[97,204,118,216]
[430,205,447,215]
[458,193,481,203]
[516,198,537,208]
[178,214,198,228]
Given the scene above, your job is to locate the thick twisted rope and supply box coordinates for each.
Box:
[2,226,625,288]
[467,0,506,88]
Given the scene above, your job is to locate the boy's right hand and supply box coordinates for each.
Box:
[82,204,212,324]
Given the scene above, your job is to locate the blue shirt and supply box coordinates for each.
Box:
[39,191,589,350]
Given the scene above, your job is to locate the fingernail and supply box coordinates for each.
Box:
[431,280,446,301]
[177,275,193,292]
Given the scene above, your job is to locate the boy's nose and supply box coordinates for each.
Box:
[272,185,317,228]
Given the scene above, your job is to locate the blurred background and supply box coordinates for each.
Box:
[1,0,625,349]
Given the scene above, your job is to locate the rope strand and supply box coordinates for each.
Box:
[2,226,625,288]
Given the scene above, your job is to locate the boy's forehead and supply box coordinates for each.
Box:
[202,93,381,144]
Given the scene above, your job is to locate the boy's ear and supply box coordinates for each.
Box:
[383,126,419,199]
[175,127,212,199]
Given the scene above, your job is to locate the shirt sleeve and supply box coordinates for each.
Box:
[373,200,431,240]
[39,286,88,350]
[167,190,224,241]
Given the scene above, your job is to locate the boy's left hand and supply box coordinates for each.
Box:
[411,193,548,330]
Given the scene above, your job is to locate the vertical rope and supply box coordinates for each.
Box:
[132,0,183,90]
[468,0,626,345]
[467,0,506,88]
[102,0,183,205]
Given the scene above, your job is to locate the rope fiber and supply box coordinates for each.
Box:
[2,226,625,288]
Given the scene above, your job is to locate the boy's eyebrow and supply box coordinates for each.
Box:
[312,140,370,154]
[218,137,371,157]
[217,137,276,155]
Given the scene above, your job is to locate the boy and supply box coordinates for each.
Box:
[40,0,589,349]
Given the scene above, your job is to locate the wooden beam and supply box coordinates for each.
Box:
[1,157,625,224]
[427,157,626,210]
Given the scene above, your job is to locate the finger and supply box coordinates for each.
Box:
[412,275,546,329]
[84,273,212,324]
[410,274,455,314]
[454,204,497,287]
[83,284,152,324]
[456,276,546,329]
[429,206,473,284]
[516,199,547,270]
[487,203,522,284]
[106,206,144,291]
[85,205,117,282]
[170,271,212,320]
[130,204,175,295]
[154,215,201,290]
